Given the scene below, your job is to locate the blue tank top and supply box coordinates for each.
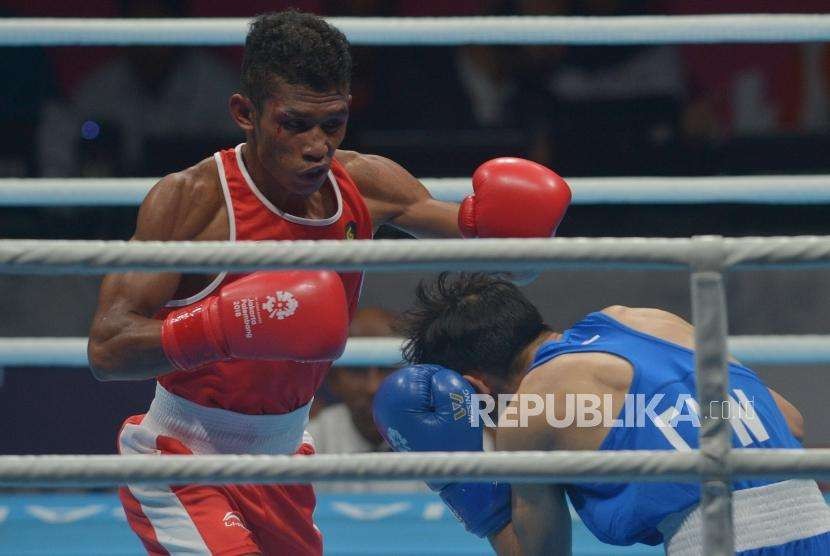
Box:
[528,311,802,546]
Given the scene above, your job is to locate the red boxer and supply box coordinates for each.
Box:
[88,11,571,555]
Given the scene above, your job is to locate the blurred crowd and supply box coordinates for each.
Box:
[4,0,830,175]
[2,0,830,239]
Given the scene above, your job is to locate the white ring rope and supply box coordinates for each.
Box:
[2,15,830,46]
[0,337,404,367]
[2,336,829,367]
[5,176,830,206]
[1,450,830,488]
[1,237,830,274]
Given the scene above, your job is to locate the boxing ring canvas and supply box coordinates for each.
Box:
[0,491,662,555]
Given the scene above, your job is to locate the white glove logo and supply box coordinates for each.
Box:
[386,427,411,452]
[262,291,299,320]
[450,392,467,421]
[222,511,249,531]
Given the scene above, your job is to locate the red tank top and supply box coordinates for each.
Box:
[157,144,372,414]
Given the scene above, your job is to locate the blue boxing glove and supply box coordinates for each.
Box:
[372,364,511,538]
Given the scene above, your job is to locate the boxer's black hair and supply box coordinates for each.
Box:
[400,273,548,377]
[241,10,352,110]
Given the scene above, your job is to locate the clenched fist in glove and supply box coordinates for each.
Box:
[373,364,512,538]
[162,271,349,372]
[458,157,571,239]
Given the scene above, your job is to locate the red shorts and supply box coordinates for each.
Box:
[117,387,322,555]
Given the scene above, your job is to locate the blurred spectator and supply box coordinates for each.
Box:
[0,8,56,177]
[679,42,802,139]
[307,307,425,492]
[37,0,240,177]
[454,46,516,127]
[323,0,489,134]
[188,0,323,70]
[506,0,684,172]
[308,308,397,453]
[452,0,521,128]
[801,43,830,133]
[2,1,119,98]
[663,0,830,139]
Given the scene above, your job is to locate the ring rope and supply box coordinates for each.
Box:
[5,13,826,550]
[2,237,830,274]
[2,450,829,488]
[2,336,829,367]
[2,15,830,46]
[5,176,830,206]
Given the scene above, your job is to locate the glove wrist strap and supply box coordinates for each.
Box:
[162,301,225,371]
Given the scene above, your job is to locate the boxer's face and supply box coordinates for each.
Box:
[252,81,350,196]
[329,366,395,445]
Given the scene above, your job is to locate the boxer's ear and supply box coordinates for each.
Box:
[463,373,492,396]
[229,93,255,133]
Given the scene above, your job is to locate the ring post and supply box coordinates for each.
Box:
[690,235,734,555]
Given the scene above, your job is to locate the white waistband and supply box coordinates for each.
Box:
[143,384,311,455]
[661,480,830,555]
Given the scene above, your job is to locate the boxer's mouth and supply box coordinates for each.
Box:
[300,166,328,181]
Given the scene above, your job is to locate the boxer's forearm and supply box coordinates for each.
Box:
[490,522,522,555]
[500,483,571,556]
[389,198,461,238]
[490,521,570,556]
[88,315,172,381]
[88,266,183,381]
[342,151,462,238]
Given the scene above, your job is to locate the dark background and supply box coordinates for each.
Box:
[1,0,829,453]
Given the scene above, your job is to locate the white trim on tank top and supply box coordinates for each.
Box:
[164,151,236,308]
[234,143,343,226]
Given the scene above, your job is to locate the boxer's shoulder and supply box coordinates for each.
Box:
[335,150,415,193]
[524,350,631,398]
[135,156,224,241]
[522,352,595,393]
[334,148,362,168]
[601,305,690,329]
[334,149,378,169]
[334,149,383,188]
[601,305,695,351]
[598,304,632,319]
[334,149,427,227]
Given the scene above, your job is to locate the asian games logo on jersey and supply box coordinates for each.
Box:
[262,291,299,319]
[344,221,357,240]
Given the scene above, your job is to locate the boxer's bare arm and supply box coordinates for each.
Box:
[768,388,805,440]
[488,524,522,555]
[487,481,570,556]
[490,368,578,556]
[88,165,223,381]
[337,150,461,238]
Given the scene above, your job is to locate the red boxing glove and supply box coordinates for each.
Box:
[458,157,572,238]
[161,271,349,372]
